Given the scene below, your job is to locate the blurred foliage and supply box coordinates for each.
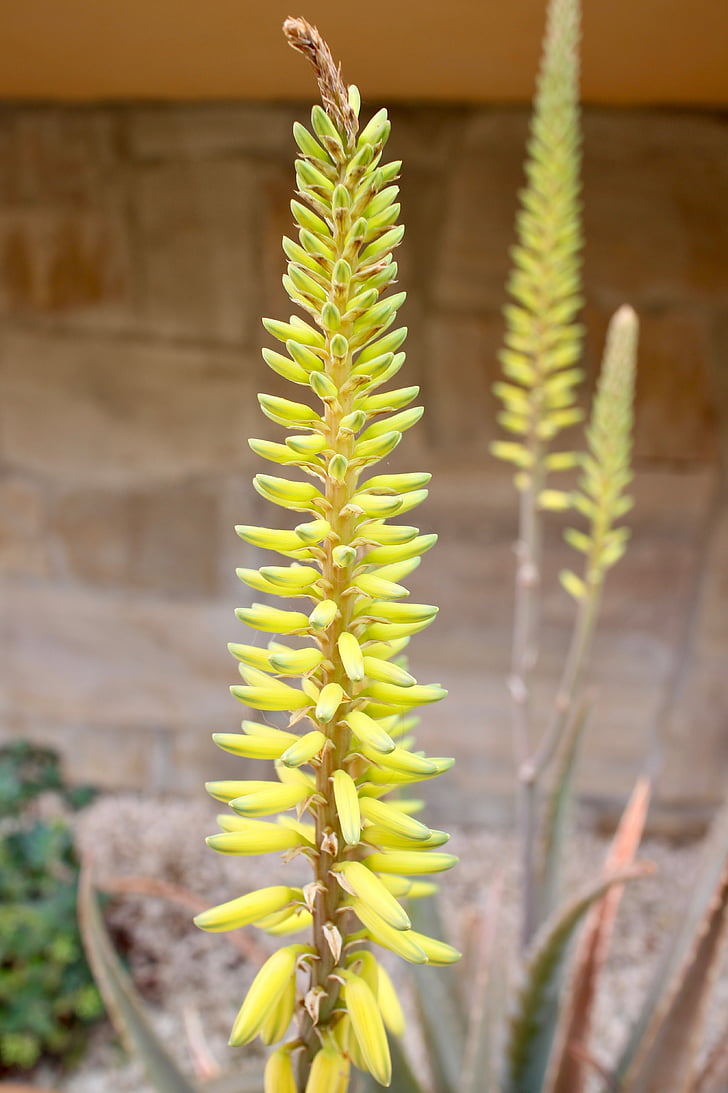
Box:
[0,740,102,1073]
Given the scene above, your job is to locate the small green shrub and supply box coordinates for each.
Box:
[0,740,102,1073]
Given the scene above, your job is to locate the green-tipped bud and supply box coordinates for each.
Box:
[330,333,349,359]
[286,340,324,373]
[339,409,367,433]
[311,103,342,146]
[309,599,338,631]
[268,647,324,675]
[363,656,416,687]
[263,316,325,348]
[213,730,293,760]
[296,158,334,194]
[358,107,390,147]
[286,433,328,457]
[235,604,309,635]
[261,348,309,385]
[345,710,396,754]
[354,430,402,460]
[332,183,351,211]
[258,393,321,428]
[206,821,304,856]
[340,969,392,1086]
[363,850,458,876]
[333,544,357,568]
[321,301,341,331]
[349,901,428,964]
[358,795,431,840]
[229,945,310,1046]
[334,861,410,931]
[332,769,361,846]
[408,931,461,965]
[333,258,352,286]
[316,682,345,723]
[310,371,339,402]
[328,453,349,481]
[230,781,310,818]
[281,730,327,768]
[265,1047,297,1093]
[338,632,365,682]
[295,518,331,543]
[293,121,329,162]
[194,886,296,933]
[260,564,320,591]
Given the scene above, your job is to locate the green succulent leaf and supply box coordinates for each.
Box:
[502,869,648,1093]
[77,863,200,1093]
[614,800,728,1093]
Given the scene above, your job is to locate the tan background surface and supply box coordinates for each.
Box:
[1,3,727,825]
[1,0,727,105]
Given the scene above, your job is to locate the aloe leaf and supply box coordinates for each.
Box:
[545,777,650,1093]
[537,699,591,925]
[408,896,466,1093]
[77,861,201,1093]
[501,867,650,1093]
[694,1027,728,1093]
[616,803,728,1093]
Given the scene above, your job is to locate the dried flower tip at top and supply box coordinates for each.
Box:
[283,16,358,146]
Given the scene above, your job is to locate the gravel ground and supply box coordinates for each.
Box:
[30,793,728,1093]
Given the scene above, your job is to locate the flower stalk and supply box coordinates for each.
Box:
[195,18,457,1092]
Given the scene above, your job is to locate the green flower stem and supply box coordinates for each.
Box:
[519,580,600,941]
[511,459,544,764]
[512,453,545,948]
[299,172,359,1074]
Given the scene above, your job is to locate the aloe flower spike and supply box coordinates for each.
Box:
[196,16,456,1093]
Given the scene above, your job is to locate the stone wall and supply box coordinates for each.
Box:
[1,102,726,824]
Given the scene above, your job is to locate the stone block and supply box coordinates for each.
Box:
[421,312,504,452]
[583,112,728,306]
[0,473,50,577]
[133,159,259,343]
[0,206,132,323]
[0,108,121,205]
[0,329,257,484]
[0,108,132,325]
[2,719,171,792]
[387,105,469,174]
[432,109,525,312]
[658,507,728,804]
[49,477,222,596]
[4,583,234,734]
[126,103,301,162]
[433,110,728,318]
[583,307,719,464]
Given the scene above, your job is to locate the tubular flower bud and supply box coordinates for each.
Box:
[194,886,298,933]
[229,945,311,1046]
[197,19,457,1091]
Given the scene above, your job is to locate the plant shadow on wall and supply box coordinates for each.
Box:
[71,1,728,1092]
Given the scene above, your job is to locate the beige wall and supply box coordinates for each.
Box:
[1,0,727,105]
[1,100,726,824]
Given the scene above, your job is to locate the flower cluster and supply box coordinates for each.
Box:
[195,19,457,1092]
